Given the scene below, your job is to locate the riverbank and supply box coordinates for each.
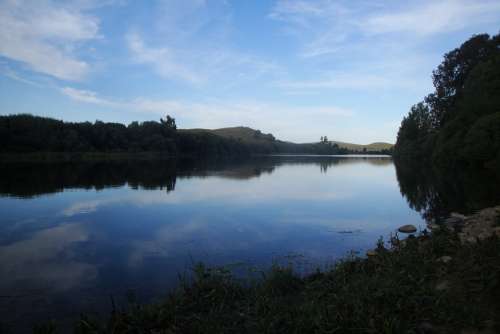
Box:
[31,207,500,334]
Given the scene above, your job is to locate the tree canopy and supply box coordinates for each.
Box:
[394,32,500,170]
[0,114,362,156]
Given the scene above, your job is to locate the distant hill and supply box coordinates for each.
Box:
[330,141,394,152]
[181,126,393,153]
[180,126,277,144]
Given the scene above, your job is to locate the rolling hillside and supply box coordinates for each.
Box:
[180,127,277,144]
[181,126,393,152]
[330,141,394,152]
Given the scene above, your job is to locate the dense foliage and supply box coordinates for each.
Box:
[394,33,500,169]
[0,114,178,154]
[0,114,361,156]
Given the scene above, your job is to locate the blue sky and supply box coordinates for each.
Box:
[0,0,499,143]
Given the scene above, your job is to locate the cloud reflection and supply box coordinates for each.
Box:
[0,222,96,293]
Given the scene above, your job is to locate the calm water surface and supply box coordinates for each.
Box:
[0,156,426,331]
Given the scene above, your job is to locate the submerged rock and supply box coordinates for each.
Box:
[398,224,417,233]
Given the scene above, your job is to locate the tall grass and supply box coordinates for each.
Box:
[31,229,500,333]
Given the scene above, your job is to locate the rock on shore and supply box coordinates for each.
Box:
[458,206,500,243]
[443,206,500,244]
[398,224,417,233]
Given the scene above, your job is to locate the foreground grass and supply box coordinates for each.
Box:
[34,229,500,334]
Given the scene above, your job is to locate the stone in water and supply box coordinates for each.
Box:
[398,224,417,233]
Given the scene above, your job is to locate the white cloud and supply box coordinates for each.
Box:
[61,86,190,113]
[59,86,354,141]
[272,43,436,94]
[270,0,332,27]
[272,0,500,37]
[0,0,102,81]
[267,0,500,93]
[365,0,500,36]
[270,0,360,58]
[126,31,280,86]
[61,87,117,106]
[126,32,203,84]
[126,1,279,86]
[270,0,500,58]
[0,64,41,87]
[61,86,352,117]
[0,222,97,292]
[276,73,393,91]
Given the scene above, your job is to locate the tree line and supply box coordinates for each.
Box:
[0,114,365,156]
[394,32,500,170]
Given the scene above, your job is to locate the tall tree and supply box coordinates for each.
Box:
[161,115,177,130]
[424,33,500,127]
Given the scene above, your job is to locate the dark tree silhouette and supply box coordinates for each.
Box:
[0,114,360,156]
[394,32,500,170]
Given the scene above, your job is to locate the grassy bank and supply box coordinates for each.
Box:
[31,214,500,334]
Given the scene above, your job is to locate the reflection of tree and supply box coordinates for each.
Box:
[0,160,178,198]
[178,157,276,180]
[317,156,392,173]
[395,158,500,222]
[0,155,394,197]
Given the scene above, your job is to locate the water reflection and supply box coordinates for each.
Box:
[0,156,392,198]
[0,222,96,292]
[0,159,178,198]
[1,155,419,332]
[394,159,500,221]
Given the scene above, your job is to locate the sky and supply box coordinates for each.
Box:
[0,0,499,143]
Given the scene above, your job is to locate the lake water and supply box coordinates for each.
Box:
[0,155,429,331]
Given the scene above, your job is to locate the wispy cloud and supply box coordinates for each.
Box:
[61,86,352,117]
[61,87,118,106]
[270,0,500,58]
[276,72,393,91]
[365,0,500,36]
[269,0,363,58]
[0,64,42,87]
[126,32,203,84]
[273,55,432,93]
[269,0,335,27]
[60,86,354,141]
[0,0,105,81]
[126,1,279,86]
[268,0,500,93]
[60,86,191,113]
[126,31,279,87]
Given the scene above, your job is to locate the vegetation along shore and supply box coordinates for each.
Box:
[29,206,500,334]
[0,115,393,159]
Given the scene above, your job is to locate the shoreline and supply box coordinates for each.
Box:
[0,152,392,163]
[29,206,500,334]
